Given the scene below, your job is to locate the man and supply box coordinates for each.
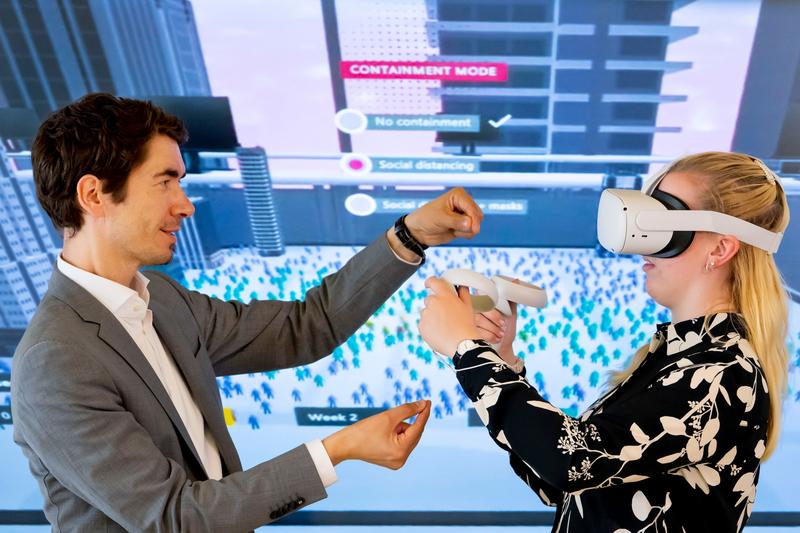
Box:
[11,93,483,531]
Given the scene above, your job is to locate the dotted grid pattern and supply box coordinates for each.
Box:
[337,0,442,115]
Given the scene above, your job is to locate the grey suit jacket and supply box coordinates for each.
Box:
[11,236,418,532]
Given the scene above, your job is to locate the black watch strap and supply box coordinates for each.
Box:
[394,214,427,260]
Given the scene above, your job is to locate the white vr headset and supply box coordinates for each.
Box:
[440,269,547,315]
[597,161,784,257]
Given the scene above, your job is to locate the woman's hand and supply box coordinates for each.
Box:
[475,303,518,363]
[419,277,480,357]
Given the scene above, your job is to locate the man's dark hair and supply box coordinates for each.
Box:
[32,92,188,232]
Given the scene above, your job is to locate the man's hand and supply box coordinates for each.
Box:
[406,187,483,247]
[322,400,431,469]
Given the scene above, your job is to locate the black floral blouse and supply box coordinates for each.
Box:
[454,313,769,532]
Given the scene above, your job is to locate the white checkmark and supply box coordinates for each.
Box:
[488,114,512,128]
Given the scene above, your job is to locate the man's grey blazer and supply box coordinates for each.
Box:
[11,236,418,532]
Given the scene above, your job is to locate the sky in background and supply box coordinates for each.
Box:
[192,0,338,154]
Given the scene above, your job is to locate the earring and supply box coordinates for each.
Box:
[705,261,716,273]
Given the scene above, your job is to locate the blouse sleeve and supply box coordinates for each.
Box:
[454,340,765,495]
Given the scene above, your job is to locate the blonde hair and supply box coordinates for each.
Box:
[609,152,790,460]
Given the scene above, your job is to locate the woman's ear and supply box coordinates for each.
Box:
[709,234,740,269]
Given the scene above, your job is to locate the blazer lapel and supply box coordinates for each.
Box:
[48,268,208,476]
[149,298,243,475]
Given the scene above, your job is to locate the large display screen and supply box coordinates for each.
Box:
[0,0,798,521]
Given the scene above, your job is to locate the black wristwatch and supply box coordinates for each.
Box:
[393,214,427,261]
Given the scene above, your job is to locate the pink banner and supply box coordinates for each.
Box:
[340,61,508,82]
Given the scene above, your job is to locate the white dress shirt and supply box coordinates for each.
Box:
[57,256,337,486]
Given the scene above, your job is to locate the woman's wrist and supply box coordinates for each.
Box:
[449,329,481,356]
[497,346,517,364]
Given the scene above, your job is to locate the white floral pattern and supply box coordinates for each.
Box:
[454,313,769,532]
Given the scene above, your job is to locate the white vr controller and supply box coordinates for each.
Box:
[440,268,547,316]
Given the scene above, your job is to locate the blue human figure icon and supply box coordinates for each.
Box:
[260,382,274,399]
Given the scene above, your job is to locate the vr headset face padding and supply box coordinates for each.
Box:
[649,189,695,259]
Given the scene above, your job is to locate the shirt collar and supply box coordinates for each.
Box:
[653,312,746,356]
[57,255,151,320]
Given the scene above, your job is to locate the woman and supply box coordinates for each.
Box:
[419,152,790,532]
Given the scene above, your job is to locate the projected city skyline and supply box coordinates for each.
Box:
[0,0,798,521]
